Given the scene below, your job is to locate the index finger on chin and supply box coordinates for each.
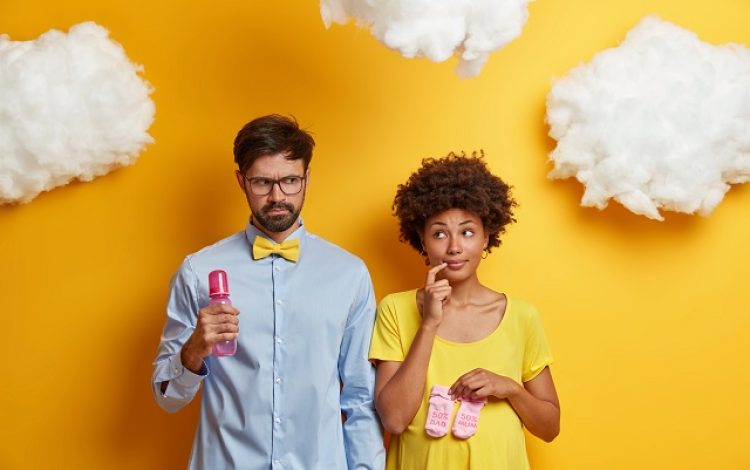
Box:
[425,262,447,285]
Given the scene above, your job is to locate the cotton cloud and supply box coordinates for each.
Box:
[0,22,154,205]
[321,0,533,77]
[546,16,750,221]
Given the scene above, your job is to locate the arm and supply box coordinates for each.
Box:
[338,264,385,470]
[374,264,449,435]
[510,367,560,441]
[151,258,239,412]
[449,366,560,442]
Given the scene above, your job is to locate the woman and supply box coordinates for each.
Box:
[370,153,560,469]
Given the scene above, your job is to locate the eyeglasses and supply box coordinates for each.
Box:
[240,174,306,196]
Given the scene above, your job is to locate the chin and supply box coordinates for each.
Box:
[442,269,474,283]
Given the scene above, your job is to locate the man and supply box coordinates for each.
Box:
[152,114,385,469]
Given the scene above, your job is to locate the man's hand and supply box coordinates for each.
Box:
[180,303,240,373]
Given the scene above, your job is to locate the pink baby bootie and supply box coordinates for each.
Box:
[452,396,487,439]
[425,385,454,438]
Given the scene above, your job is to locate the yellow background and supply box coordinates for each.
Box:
[2,0,749,468]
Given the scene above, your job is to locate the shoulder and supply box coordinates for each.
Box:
[183,231,248,268]
[506,296,543,322]
[505,295,548,335]
[303,232,368,271]
[189,231,246,258]
[378,289,418,312]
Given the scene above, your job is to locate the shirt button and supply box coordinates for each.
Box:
[275,377,281,384]
[274,266,280,271]
[275,337,283,344]
[273,459,280,466]
[274,417,281,424]
[276,299,283,305]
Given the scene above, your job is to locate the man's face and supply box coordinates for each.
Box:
[236,152,308,236]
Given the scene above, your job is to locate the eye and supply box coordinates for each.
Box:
[252,177,273,186]
[432,231,446,239]
[462,229,475,237]
[281,176,301,184]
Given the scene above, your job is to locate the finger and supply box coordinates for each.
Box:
[462,377,488,392]
[452,371,489,396]
[470,385,494,400]
[207,322,239,335]
[450,381,472,397]
[200,313,240,326]
[210,331,239,343]
[431,279,450,288]
[428,286,452,299]
[449,370,478,393]
[457,368,484,380]
[203,304,240,316]
[425,263,447,285]
[449,381,469,399]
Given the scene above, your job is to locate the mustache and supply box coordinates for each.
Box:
[262,202,295,213]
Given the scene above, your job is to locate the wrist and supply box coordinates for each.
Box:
[180,344,205,374]
[505,380,524,400]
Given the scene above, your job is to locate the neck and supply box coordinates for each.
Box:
[442,273,483,306]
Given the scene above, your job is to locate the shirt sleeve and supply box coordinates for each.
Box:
[368,294,405,363]
[521,303,554,383]
[338,262,386,469]
[151,257,209,413]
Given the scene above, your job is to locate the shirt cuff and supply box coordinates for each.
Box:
[167,353,208,388]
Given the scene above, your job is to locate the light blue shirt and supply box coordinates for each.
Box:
[152,220,385,469]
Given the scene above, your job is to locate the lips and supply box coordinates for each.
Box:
[263,202,294,217]
[266,208,289,216]
[443,260,467,270]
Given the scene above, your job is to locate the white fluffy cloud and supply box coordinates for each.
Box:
[546,16,750,221]
[321,0,533,77]
[0,22,154,205]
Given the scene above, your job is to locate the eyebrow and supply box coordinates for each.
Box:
[429,219,476,227]
[247,174,304,179]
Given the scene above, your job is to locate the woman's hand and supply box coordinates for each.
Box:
[420,263,450,328]
[449,368,521,401]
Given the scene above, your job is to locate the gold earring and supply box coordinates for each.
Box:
[482,250,489,259]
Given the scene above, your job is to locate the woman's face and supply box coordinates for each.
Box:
[421,208,489,282]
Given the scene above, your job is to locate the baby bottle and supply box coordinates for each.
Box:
[209,269,237,356]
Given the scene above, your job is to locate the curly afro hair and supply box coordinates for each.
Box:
[393,152,517,255]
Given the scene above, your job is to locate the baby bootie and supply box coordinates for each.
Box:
[452,397,487,439]
[425,385,454,438]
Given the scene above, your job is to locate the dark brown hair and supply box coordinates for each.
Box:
[393,152,517,255]
[233,114,315,173]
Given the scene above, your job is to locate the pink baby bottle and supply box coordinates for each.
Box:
[209,269,237,356]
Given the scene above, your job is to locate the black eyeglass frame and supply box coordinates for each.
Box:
[239,173,307,196]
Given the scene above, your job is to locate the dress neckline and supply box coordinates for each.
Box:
[410,289,510,347]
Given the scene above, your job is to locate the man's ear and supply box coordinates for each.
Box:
[235,170,246,191]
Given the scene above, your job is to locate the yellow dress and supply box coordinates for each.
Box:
[369,290,553,470]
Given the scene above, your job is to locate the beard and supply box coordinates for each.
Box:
[253,201,301,233]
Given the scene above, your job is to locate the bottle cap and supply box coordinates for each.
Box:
[208,270,229,296]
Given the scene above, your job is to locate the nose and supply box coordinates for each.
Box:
[267,181,285,201]
[447,236,462,255]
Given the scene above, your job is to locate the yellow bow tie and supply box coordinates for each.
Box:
[252,236,300,262]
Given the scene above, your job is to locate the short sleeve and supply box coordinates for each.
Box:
[521,304,554,383]
[368,294,405,362]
